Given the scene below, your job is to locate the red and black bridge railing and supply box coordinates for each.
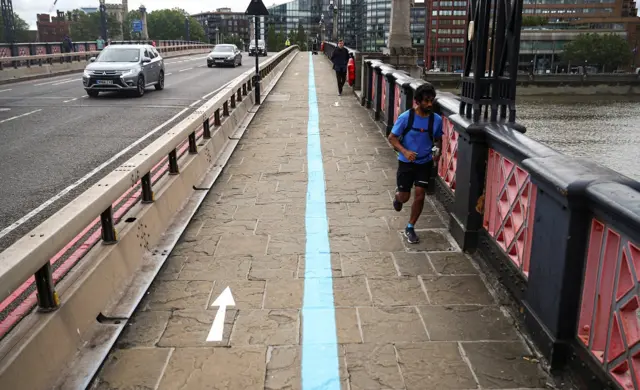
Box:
[355,56,640,390]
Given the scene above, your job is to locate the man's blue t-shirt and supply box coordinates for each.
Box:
[391,110,443,164]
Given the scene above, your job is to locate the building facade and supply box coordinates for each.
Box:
[263,0,425,54]
[36,13,70,42]
[192,9,251,47]
[424,0,640,72]
[518,0,639,72]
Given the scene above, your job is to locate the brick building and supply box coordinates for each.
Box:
[36,13,70,43]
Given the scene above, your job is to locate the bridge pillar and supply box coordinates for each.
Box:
[445,0,525,251]
[384,0,419,78]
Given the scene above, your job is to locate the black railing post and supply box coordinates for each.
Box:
[141,172,154,203]
[168,149,179,175]
[100,206,117,244]
[34,262,59,312]
[446,119,488,252]
[188,132,197,154]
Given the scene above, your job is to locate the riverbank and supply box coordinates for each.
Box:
[428,73,640,95]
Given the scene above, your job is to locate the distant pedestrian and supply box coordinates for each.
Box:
[330,39,349,96]
[388,83,443,244]
[62,34,74,53]
[96,36,105,51]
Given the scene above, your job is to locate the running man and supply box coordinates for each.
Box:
[387,83,443,244]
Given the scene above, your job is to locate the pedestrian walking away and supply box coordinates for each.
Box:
[387,83,443,244]
[330,39,350,96]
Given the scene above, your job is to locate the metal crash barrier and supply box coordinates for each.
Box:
[0,45,299,390]
[0,43,214,70]
[326,48,640,390]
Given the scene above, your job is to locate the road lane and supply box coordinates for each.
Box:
[0,52,272,250]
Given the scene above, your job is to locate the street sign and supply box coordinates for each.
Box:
[132,19,143,33]
[245,0,269,16]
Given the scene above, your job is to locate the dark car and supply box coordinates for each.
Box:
[249,40,267,57]
[207,44,242,67]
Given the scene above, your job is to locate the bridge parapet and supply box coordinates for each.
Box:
[330,48,640,389]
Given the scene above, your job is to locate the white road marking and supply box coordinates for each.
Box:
[52,79,81,86]
[206,287,235,342]
[179,67,193,72]
[0,109,42,124]
[189,100,201,107]
[63,97,79,103]
[0,89,12,93]
[165,72,173,76]
[202,81,232,100]
[0,107,191,239]
[34,78,72,86]
[0,108,10,112]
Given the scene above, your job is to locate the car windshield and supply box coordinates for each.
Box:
[250,40,265,47]
[213,46,234,52]
[96,48,140,63]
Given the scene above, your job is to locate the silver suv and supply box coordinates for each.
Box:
[82,44,165,97]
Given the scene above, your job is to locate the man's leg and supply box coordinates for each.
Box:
[339,71,347,93]
[393,162,413,211]
[405,161,433,243]
[335,71,342,93]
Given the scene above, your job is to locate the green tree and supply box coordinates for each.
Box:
[522,16,547,27]
[295,22,307,51]
[146,8,205,41]
[275,32,284,51]
[221,33,244,48]
[68,10,122,41]
[562,33,632,71]
[0,13,31,42]
[267,24,277,51]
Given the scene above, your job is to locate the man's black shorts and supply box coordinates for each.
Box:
[396,160,434,192]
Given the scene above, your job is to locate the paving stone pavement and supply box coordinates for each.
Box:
[90,52,553,390]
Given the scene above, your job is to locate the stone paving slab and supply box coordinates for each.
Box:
[90,52,552,390]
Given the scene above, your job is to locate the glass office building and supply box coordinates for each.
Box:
[266,0,425,54]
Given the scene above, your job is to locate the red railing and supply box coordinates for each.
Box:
[437,117,458,192]
[381,77,387,117]
[371,71,377,107]
[482,149,536,277]
[394,83,401,123]
[577,219,640,389]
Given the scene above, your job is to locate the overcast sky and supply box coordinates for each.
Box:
[16,0,289,29]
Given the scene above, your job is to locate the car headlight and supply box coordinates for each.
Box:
[83,69,92,77]
[227,55,235,60]
[120,68,136,77]
[207,55,213,59]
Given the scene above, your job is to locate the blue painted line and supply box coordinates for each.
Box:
[301,53,341,390]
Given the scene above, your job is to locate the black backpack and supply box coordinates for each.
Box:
[394,108,435,156]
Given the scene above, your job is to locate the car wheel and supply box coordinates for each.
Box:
[134,75,145,97]
[86,90,99,97]
[155,71,164,91]
[239,58,242,66]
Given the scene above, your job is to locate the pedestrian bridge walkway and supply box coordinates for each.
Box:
[89,52,549,389]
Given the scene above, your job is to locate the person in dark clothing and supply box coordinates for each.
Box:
[330,39,350,96]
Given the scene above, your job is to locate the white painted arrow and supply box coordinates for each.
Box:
[206,287,235,342]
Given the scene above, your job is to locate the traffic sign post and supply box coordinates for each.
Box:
[245,0,269,105]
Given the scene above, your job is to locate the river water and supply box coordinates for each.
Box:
[515,96,640,181]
